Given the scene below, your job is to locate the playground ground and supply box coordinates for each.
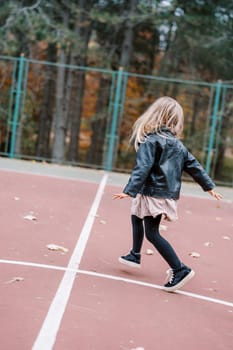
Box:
[0,157,232,350]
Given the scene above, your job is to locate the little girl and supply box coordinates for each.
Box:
[113,96,222,292]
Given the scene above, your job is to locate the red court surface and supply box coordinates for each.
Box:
[0,160,232,350]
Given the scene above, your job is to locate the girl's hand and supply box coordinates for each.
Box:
[113,193,130,200]
[208,189,223,200]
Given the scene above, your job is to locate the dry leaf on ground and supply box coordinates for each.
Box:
[145,249,154,255]
[46,244,69,253]
[204,242,213,247]
[23,212,37,221]
[5,277,24,284]
[222,236,230,240]
[189,252,200,258]
[204,287,217,292]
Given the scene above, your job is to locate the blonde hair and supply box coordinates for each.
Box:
[130,96,184,150]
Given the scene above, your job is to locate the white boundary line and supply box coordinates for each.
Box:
[29,173,108,350]
[1,258,233,309]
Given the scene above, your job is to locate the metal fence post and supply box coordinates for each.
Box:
[105,67,124,171]
[205,80,222,174]
[211,85,227,177]
[9,53,25,158]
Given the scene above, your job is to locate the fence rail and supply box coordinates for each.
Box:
[0,55,232,186]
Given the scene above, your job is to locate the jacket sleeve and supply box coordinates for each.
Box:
[123,140,155,197]
[183,150,215,191]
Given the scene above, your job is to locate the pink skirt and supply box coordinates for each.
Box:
[131,194,178,222]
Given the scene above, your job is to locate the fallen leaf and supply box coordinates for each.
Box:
[160,225,167,231]
[185,210,192,214]
[204,287,217,292]
[46,244,69,253]
[222,236,230,240]
[100,220,106,224]
[24,212,37,221]
[145,249,154,255]
[204,242,213,247]
[14,197,20,201]
[5,277,24,284]
[189,252,200,258]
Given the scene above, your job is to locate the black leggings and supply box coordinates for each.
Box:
[131,214,182,270]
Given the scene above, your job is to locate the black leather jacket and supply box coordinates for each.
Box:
[123,130,215,199]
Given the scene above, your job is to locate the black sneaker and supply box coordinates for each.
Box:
[118,250,141,268]
[163,265,195,292]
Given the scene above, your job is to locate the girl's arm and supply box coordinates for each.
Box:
[208,189,223,200]
[184,151,215,191]
[184,151,223,200]
[113,138,156,200]
[113,193,129,199]
[122,139,156,197]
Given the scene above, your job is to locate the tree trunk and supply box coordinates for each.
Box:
[67,69,86,162]
[52,48,67,162]
[15,114,25,156]
[67,0,92,162]
[214,105,232,179]
[88,76,112,166]
[51,3,73,163]
[114,0,138,167]
[120,0,138,69]
[36,43,56,158]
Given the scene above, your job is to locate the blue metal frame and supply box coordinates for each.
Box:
[105,67,124,171]
[9,54,25,158]
[205,81,222,174]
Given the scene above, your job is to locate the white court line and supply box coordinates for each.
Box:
[1,258,233,309]
[30,173,108,350]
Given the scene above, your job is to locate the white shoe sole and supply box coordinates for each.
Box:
[118,257,141,269]
[163,270,195,292]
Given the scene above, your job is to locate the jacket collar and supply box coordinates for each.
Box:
[157,127,175,136]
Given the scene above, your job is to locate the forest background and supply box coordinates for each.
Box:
[0,0,233,185]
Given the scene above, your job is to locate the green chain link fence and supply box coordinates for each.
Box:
[0,55,232,186]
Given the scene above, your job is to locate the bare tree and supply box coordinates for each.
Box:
[67,0,93,163]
